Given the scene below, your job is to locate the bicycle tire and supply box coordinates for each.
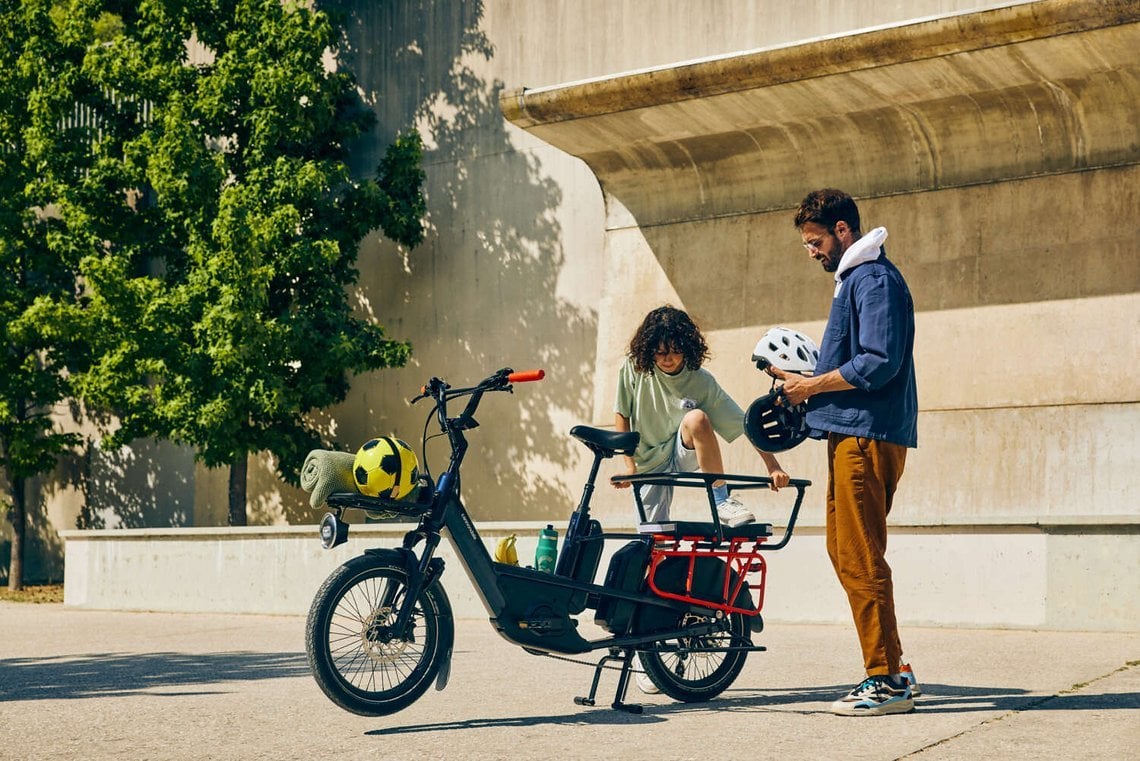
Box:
[636,609,748,702]
[306,554,454,716]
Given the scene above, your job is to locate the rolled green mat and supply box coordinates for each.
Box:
[300,449,358,509]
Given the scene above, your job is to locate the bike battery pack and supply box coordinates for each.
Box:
[556,518,604,614]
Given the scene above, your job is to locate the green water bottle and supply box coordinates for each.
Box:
[535,524,558,572]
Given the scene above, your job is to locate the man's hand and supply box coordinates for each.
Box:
[767,365,813,406]
[767,366,854,405]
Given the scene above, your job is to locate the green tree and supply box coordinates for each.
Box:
[60,0,425,525]
[0,0,89,589]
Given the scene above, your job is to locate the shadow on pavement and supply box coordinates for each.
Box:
[0,651,308,702]
[367,680,1139,735]
[668,682,1140,716]
[366,710,665,735]
[914,688,1140,714]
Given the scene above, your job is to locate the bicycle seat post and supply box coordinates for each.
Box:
[563,447,604,550]
[577,448,604,514]
[564,425,639,547]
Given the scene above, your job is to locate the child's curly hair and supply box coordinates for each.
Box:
[628,306,709,374]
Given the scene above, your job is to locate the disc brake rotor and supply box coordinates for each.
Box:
[360,606,408,664]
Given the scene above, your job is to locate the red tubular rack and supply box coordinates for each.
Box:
[645,534,769,617]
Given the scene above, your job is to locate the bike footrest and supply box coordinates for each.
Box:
[638,521,772,540]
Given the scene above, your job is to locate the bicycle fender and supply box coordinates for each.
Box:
[426,561,455,691]
[435,642,453,691]
[363,546,418,577]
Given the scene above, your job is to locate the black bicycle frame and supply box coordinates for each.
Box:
[345,370,806,657]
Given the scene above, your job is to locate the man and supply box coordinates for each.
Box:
[768,189,919,716]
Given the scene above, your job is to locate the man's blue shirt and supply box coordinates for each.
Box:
[806,253,919,448]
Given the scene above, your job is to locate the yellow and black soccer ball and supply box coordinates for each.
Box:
[353,437,419,499]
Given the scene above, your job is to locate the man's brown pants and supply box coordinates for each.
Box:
[826,433,907,677]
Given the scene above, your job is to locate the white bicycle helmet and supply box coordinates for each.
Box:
[752,327,819,374]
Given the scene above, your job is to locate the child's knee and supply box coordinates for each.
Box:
[682,409,714,435]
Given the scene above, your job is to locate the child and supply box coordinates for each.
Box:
[612,305,790,527]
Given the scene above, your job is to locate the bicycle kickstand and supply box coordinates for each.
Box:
[611,648,644,714]
[573,647,643,714]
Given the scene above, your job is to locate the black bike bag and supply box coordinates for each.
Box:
[594,540,651,634]
[634,555,756,634]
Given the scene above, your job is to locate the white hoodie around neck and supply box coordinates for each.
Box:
[833,226,888,296]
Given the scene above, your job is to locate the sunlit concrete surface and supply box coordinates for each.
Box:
[1,601,1137,760]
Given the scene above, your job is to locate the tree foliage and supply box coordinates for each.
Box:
[0,0,90,588]
[8,0,426,529]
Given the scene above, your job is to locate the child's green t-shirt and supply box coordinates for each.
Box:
[614,357,745,472]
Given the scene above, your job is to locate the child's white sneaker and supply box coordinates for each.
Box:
[636,671,660,694]
[716,495,755,527]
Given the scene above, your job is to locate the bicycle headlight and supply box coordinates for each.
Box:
[320,512,349,550]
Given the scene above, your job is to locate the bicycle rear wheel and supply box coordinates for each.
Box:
[636,610,748,702]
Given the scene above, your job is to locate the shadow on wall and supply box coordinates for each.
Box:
[268,1,600,524]
[640,168,1140,334]
[0,505,64,585]
[2,433,195,584]
[79,439,193,530]
[2,0,595,576]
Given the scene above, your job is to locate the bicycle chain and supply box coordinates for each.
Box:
[529,650,645,672]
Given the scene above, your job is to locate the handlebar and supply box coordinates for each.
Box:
[406,367,545,506]
[411,367,546,405]
[411,367,547,448]
[507,369,545,383]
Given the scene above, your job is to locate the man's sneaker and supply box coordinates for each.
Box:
[899,663,922,697]
[636,671,660,694]
[830,675,914,716]
[716,495,755,528]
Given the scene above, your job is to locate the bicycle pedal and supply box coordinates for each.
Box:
[574,696,595,706]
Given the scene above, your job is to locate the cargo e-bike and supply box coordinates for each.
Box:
[305,367,809,716]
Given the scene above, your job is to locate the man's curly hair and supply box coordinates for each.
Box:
[628,306,709,374]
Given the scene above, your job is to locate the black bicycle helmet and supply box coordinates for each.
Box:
[744,388,810,452]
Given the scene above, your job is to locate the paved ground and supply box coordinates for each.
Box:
[0,601,1137,761]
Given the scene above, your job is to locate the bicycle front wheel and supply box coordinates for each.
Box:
[305,553,454,716]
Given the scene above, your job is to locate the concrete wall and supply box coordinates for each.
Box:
[20,1,1140,632]
[27,0,1043,536]
[497,0,1140,531]
[61,518,1140,631]
[303,0,1108,532]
